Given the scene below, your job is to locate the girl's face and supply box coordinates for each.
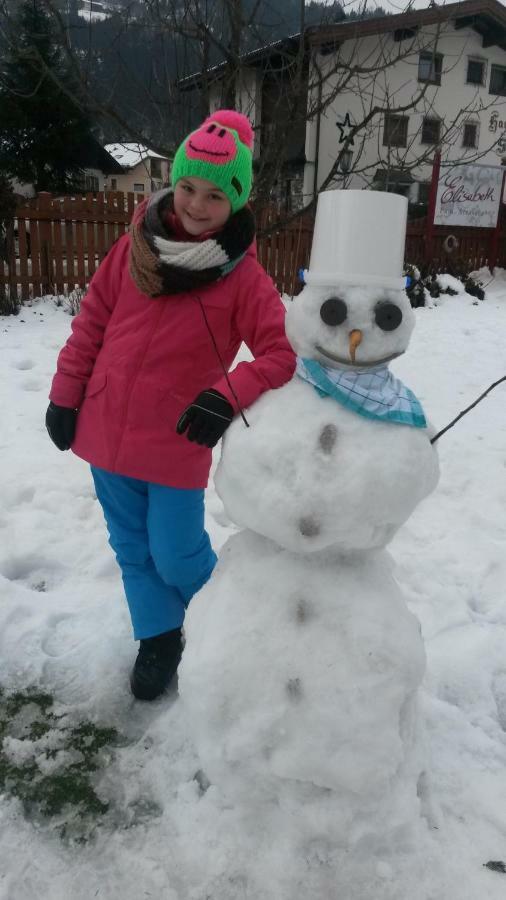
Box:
[173,176,232,235]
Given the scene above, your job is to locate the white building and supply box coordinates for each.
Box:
[178,0,506,210]
[304,0,506,205]
[103,143,171,195]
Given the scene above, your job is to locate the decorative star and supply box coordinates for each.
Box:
[336,112,355,146]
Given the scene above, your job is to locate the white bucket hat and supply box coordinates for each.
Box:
[304,189,408,291]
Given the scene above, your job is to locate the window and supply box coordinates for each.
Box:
[392,184,411,198]
[417,182,430,204]
[134,183,145,192]
[372,169,412,195]
[261,122,277,151]
[462,121,479,148]
[490,65,506,96]
[339,150,353,173]
[151,158,162,178]
[421,117,441,145]
[418,51,443,85]
[84,174,99,191]
[110,178,117,190]
[467,58,485,85]
[283,179,292,212]
[383,114,409,147]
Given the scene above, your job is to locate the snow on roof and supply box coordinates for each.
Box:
[78,0,111,21]
[179,32,301,86]
[104,143,169,169]
[77,8,109,20]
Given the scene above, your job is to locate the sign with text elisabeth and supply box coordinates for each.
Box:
[434,164,504,228]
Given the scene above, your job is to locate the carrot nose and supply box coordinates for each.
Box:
[349,329,363,363]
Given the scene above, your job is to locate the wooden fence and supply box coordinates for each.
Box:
[0,192,313,302]
[255,205,314,297]
[405,214,506,271]
[2,191,506,304]
[1,192,140,301]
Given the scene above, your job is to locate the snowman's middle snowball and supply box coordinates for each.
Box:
[215,377,438,555]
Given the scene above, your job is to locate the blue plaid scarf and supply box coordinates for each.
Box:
[296,357,427,428]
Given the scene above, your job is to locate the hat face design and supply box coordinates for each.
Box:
[186,123,238,165]
[171,110,253,212]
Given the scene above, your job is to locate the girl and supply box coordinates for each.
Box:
[46,110,296,701]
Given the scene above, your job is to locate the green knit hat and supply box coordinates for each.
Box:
[170,109,254,213]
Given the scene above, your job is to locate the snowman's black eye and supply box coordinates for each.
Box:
[320,297,347,327]
[375,302,402,331]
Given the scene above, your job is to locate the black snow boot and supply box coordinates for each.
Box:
[130,627,183,701]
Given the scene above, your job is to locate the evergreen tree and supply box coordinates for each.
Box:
[0,0,95,192]
[0,173,18,315]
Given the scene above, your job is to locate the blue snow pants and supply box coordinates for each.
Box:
[91,466,217,640]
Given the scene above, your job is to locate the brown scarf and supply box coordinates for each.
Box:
[129,189,255,297]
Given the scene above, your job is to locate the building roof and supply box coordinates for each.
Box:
[178,33,303,90]
[307,0,506,52]
[104,143,169,169]
[180,0,506,93]
[76,136,124,174]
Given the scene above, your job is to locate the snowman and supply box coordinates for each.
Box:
[179,191,440,862]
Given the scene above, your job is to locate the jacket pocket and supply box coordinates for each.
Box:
[84,371,107,399]
[126,379,185,433]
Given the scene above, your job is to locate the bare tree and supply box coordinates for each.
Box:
[1,0,505,224]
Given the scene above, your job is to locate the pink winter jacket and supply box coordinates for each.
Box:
[49,233,296,488]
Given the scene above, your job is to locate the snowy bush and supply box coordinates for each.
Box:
[0,286,21,317]
[52,286,85,317]
[65,287,85,316]
[404,261,485,307]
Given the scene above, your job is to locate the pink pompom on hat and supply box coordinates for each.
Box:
[202,109,254,149]
[171,109,254,213]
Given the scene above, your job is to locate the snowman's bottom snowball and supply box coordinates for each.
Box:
[179,530,426,840]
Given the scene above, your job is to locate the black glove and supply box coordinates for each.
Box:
[45,401,78,451]
[176,389,234,448]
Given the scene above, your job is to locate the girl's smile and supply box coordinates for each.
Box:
[174,176,232,235]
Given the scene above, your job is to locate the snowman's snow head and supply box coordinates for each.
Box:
[286,281,415,368]
[287,189,415,368]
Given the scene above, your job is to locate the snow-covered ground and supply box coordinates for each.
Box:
[0,273,506,899]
